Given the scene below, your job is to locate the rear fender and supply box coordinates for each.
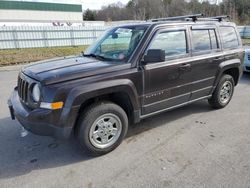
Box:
[212,59,242,92]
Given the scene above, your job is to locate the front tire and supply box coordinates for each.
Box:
[208,74,235,109]
[76,101,128,155]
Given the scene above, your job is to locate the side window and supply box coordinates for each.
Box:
[220,26,239,49]
[209,30,219,50]
[148,30,187,58]
[192,30,211,51]
[191,29,219,52]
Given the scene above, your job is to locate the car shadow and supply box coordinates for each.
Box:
[0,99,212,179]
[0,116,91,179]
[126,100,211,138]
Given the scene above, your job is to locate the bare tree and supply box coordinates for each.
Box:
[84,0,250,24]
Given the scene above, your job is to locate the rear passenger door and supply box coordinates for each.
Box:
[189,26,224,100]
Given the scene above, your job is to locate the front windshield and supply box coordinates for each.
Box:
[84,25,148,63]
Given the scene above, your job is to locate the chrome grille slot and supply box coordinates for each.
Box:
[17,76,29,103]
[248,54,250,61]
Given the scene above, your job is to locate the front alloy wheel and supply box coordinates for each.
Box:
[89,113,122,149]
[76,102,128,155]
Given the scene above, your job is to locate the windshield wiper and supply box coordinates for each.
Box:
[83,53,107,61]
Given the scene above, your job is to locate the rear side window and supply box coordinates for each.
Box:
[148,30,187,58]
[220,26,239,49]
[209,30,218,50]
[191,29,219,52]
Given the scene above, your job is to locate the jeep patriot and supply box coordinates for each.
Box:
[8,14,244,155]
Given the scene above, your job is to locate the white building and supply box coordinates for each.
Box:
[0,0,83,24]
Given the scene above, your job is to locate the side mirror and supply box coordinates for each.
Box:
[143,49,165,63]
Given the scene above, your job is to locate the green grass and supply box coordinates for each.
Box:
[0,45,88,67]
[242,38,250,44]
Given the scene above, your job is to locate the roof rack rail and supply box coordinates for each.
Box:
[206,15,230,22]
[150,13,204,22]
[187,15,230,22]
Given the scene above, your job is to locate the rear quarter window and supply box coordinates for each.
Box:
[220,26,239,49]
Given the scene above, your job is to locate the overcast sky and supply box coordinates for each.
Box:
[20,0,130,10]
[14,0,223,10]
[81,0,130,10]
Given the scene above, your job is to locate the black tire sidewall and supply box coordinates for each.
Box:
[210,74,235,108]
[76,102,128,155]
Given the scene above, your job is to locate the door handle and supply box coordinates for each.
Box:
[179,63,191,71]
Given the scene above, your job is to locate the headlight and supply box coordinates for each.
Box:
[31,84,41,102]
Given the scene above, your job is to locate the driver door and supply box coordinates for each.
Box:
[141,27,193,116]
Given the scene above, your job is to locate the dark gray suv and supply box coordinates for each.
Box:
[9,14,244,155]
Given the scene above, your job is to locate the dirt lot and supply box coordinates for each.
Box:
[0,67,250,188]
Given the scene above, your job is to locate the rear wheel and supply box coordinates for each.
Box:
[76,101,128,155]
[208,74,235,109]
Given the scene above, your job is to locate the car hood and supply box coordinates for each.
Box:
[22,55,125,85]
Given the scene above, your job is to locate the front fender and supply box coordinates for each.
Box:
[59,79,140,129]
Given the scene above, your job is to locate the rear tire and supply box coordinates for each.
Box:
[76,101,128,156]
[208,74,235,109]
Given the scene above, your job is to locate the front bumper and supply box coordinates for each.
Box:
[8,89,72,139]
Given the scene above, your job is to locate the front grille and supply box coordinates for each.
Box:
[17,76,29,103]
[246,66,250,71]
[248,55,250,61]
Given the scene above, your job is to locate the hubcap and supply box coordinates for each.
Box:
[89,113,122,149]
[219,81,232,104]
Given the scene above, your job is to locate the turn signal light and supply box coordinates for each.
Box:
[40,102,64,110]
[51,102,64,109]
